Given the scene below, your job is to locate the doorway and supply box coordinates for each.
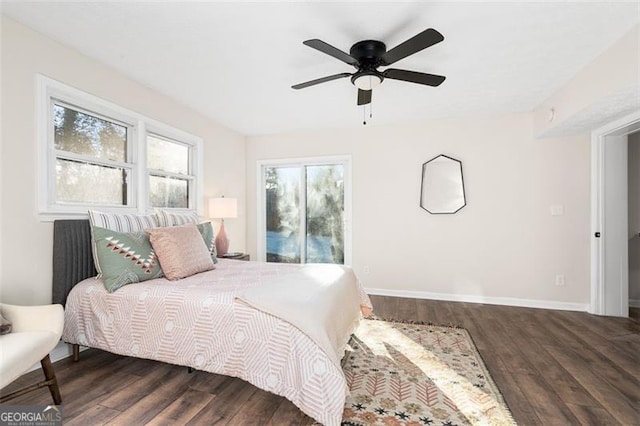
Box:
[591,111,640,317]
[256,156,352,265]
[627,132,640,319]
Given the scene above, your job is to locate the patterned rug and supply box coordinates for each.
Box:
[342,319,516,426]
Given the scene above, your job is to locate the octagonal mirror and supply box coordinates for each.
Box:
[420,155,466,214]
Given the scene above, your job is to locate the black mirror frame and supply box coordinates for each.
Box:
[420,154,466,214]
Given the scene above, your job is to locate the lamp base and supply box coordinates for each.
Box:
[215,220,230,256]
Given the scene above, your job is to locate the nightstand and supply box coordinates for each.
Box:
[218,253,250,261]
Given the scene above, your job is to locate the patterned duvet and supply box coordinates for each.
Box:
[63,259,372,425]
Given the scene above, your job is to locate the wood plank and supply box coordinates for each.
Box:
[565,402,620,425]
[99,363,176,411]
[510,372,581,424]
[65,404,121,426]
[544,344,640,425]
[488,367,542,425]
[266,399,315,425]
[225,387,286,424]
[145,389,215,426]
[186,371,233,395]
[105,392,174,425]
[62,371,140,418]
[185,378,258,425]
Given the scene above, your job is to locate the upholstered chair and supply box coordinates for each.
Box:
[0,303,64,404]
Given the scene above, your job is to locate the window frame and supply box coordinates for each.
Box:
[50,98,136,209]
[37,75,203,220]
[145,131,197,210]
[256,155,352,265]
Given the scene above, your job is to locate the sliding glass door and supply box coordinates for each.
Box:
[260,157,351,265]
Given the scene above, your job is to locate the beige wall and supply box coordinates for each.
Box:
[629,132,640,303]
[534,24,639,138]
[0,17,247,304]
[246,114,591,306]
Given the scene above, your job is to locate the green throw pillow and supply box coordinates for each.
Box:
[197,222,218,264]
[92,226,164,292]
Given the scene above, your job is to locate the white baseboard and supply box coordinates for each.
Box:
[365,287,589,312]
[630,299,640,308]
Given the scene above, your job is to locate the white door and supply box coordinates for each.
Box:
[602,135,629,316]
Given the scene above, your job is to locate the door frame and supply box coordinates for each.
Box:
[256,155,353,265]
[590,110,640,315]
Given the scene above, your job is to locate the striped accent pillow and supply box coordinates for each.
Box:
[89,210,158,231]
[88,210,159,277]
[156,210,200,227]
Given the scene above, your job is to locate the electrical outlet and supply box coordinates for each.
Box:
[555,274,566,286]
[550,205,565,216]
[363,266,370,274]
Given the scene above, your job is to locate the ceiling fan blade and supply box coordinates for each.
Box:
[303,39,359,67]
[292,72,352,90]
[357,89,372,106]
[383,68,446,86]
[381,28,444,66]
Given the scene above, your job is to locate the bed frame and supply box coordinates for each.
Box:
[52,220,96,306]
[52,219,198,368]
[52,220,97,362]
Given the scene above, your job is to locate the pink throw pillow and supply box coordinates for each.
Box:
[147,225,214,280]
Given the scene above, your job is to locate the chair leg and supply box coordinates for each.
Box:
[40,355,62,405]
[72,344,80,362]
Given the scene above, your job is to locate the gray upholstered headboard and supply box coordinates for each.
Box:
[52,220,96,306]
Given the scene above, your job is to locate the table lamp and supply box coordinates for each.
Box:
[209,196,238,256]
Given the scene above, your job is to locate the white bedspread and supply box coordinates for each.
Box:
[62,259,372,426]
[236,264,362,369]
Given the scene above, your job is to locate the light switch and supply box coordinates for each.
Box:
[550,205,564,216]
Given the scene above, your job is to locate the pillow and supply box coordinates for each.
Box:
[89,210,158,231]
[197,222,218,264]
[147,225,215,280]
[89,210,159,277]
[156,210,199,227]
[0,312,11,335]
[92,225,164,293]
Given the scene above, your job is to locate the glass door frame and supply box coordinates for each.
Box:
[256,155,352,265]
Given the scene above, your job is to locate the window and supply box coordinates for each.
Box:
[37,75,203,219]
[258,156,352,265]
[147,135,194,209]
[53,102,133,207]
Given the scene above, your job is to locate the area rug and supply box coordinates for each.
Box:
[342,319,516,426]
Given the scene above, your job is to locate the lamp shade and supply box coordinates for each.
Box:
[209,197,238,219]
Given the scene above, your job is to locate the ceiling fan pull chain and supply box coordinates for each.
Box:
[363,105,367,125]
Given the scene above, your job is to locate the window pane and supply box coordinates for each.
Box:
[149,175,188,208]
[56,158,126,205]
[265,167,300,263]
[147,135,189,175]
[53,104,126,162]
[306,165,345,264]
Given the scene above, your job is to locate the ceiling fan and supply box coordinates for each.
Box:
[292,28,446,106]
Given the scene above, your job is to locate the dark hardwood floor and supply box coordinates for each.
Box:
[2,296,639,425]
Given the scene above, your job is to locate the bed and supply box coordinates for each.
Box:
[53,220,372,426]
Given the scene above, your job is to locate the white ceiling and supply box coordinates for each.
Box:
[2,1,638,136]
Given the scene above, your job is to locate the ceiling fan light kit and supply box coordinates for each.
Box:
[292,28,446,115]
[352,72,382,91]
